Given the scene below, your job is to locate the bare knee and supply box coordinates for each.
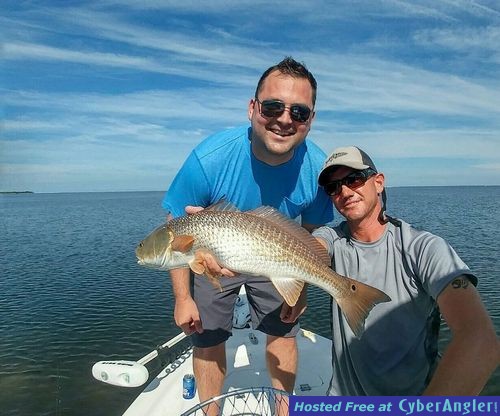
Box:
[194,342,226,361]
[267,335,297,350]
[266,335,297,364]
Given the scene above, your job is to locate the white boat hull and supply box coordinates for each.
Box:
[123,325,332,415]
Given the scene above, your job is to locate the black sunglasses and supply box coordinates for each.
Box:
[323,168,377,196]
[255,98,312,123]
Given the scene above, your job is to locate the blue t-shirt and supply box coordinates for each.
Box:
[162,125,333,225]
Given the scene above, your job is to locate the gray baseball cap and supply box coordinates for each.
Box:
[318,146,377,186]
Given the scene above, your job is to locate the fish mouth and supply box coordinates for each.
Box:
[136,255,166,270]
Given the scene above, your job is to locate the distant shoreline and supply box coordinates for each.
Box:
[2,185,500,195]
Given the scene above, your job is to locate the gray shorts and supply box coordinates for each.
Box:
[191,273,300,348]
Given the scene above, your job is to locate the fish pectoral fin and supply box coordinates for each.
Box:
[270,278,305,307]
[188,256,206,275]
[188,251,223,292]
[171,235,194,252]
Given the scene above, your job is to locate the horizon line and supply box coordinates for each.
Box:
[2,184,500,195]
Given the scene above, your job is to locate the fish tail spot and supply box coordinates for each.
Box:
[336,278,391,338]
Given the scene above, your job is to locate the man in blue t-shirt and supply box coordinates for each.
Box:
[162,57,333,411]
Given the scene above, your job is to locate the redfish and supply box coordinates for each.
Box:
[136,201,390,337]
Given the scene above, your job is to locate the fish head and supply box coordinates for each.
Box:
[135,223,177,269]
[136,223,196,270]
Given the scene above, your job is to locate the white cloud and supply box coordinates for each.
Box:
[2,0,500,192]
[93,0,500,21]
[413,25,500,55]
[4,42,165,70]
[311,54,500,117]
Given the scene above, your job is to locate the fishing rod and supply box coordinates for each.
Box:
[92,332,188,388]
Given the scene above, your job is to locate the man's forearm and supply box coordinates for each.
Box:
[423,331,498,395]
[170,267,192,301]
[424,280,499,395]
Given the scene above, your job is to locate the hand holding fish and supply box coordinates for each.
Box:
[185,205,203,215]
[280,287,307,323]
[191,248,238,279]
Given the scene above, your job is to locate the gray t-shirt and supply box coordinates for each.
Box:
[313,219,475,396]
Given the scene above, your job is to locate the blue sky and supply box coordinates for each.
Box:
[2,0,500,193]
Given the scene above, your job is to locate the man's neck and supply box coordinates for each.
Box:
[348,214,387,243]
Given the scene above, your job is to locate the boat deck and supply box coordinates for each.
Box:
[123,326,332,415]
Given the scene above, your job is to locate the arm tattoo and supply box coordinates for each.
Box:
[451,277,469,289]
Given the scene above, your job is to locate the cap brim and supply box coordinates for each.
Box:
[318,162,370,185]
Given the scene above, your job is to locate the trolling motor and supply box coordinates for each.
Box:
[92,332,187,387]
[92,360,149,387]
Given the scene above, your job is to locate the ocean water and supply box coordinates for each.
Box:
[1,187,499,416]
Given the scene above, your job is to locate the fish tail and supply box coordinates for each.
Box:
[336,277,391,339]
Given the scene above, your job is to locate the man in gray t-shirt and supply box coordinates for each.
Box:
[313,146,498,395]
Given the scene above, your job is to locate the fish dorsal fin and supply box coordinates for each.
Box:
[270,277,305,307]
[248,206,331,265]
[171,235,194,252]
[205,198,240,212]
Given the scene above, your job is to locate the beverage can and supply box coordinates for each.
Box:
[183,374,196,399]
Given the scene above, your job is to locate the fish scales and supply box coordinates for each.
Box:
[169,211,338,291]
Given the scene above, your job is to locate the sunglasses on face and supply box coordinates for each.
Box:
[323,168,377,196]
[255,98,312,123]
